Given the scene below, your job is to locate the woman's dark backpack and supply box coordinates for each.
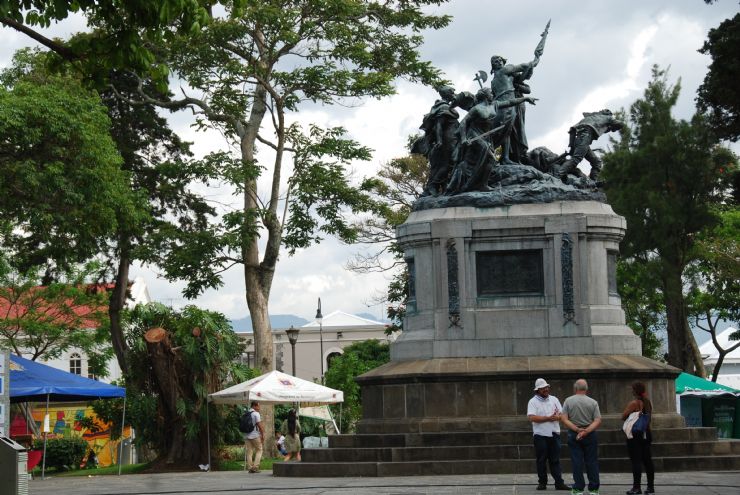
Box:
[239,409,255,434]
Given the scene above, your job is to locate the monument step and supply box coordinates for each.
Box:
[302,440,740,463]
[329,428,720,448]
[274,454,740,477]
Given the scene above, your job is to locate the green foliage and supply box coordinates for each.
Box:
[697,13,740,142]
[686,208,740,379]
[0,0,210,84]
[616,258,665,360]
[111,303,250,460]
[33,436,88,471]
[324,339,390,432]
[0,56,142,273]
[156,0,450,299]
[603,66,738,370]
[0,260,112,371]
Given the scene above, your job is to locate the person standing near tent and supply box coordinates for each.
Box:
[242,401,264,473]
[621,382,655,495]
[280,408,302,461]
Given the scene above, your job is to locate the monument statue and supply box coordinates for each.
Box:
[412,86,475,197]
[412,86,461,197]
[408,20,624,211]
[489,20,550,165]
[553,109,624,181]
[446,88,537,194]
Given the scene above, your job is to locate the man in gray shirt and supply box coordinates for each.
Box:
[561,379,602,495]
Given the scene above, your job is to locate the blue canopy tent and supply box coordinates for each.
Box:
[8,355,127,477]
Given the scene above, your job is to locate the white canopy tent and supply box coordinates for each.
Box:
[209,370,343,405]
[205,370,344,470]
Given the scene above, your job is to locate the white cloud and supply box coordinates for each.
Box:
[2,1,737,321]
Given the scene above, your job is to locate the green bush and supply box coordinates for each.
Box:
[33,437,88,471]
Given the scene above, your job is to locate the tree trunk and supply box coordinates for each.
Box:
[144,327,205,466]
[687,326,707,378]
[108,244,131,375]
[663,267,691,371]
[712,352,726,382]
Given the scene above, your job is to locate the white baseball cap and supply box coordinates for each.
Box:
[534,378,550,390]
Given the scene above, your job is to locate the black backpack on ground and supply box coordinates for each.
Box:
[239,409,255,434]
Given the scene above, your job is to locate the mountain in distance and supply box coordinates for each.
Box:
[230,314,309,333]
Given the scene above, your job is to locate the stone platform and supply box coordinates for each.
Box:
[355,355,682,433]
[273,427,740,477]
[274,201,738,477]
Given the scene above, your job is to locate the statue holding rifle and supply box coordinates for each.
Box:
[490,20,550,165]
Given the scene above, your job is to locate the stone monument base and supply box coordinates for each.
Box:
[355,355,684,433]
[274,355,740,477]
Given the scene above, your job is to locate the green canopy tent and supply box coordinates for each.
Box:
[675,372,740,396]
[676,372,740,439]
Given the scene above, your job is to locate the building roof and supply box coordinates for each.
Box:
[301,310,386,329]
[0,278,151,329]
[699,327,740,364]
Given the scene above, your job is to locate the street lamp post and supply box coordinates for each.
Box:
[285,325,300,376]
[316,298,324,382]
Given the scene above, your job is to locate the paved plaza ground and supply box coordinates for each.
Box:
[30,470,740,495]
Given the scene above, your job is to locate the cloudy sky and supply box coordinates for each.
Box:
[1,1,737,325]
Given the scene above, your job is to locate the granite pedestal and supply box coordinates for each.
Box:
[275,201,740,477]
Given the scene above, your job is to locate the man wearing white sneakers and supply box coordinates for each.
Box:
[528,378,570,491]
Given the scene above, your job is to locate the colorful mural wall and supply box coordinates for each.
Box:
[11,403,130,467]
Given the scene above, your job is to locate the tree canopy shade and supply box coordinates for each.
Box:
[128,0,450,380]
[0,0,209,82]
[697,13,740,142]
[0,63,141,274]
[602,66,738,372]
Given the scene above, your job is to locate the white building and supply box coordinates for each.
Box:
[700,326,740,390]
[237,310,393,382]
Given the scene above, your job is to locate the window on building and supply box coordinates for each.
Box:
[327,351,342,369]
[69,353,82,375]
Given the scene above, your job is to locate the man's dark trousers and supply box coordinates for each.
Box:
[534,433,565,486]
[567,430,600,492]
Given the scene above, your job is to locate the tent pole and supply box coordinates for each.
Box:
[42,394,49,480]
[206,399,211,471]
[118,396,127,476]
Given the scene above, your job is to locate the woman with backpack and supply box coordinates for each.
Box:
[621,382,655,495]
[280,408,302,461]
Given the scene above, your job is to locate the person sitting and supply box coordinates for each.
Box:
[275,431,287,456]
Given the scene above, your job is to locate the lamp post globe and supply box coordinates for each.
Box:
[285,325,300,376]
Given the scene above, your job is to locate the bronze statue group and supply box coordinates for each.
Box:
[413,21,624,199]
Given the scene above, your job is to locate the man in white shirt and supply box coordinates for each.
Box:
[244,401,265,473]
[527,378,569,491]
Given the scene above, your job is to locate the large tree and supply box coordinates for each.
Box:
[117,303,249,467]
[687,208,740,381]
[697,13,740,142]
[0,53,141,277]
[116,0,450,443]
[602,66,738,373]
[0,0,209,81]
